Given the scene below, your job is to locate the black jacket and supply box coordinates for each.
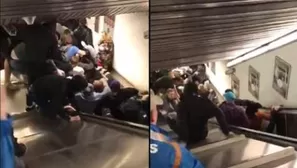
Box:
[178,95,229,143]
[74,25,93,49]
[94,88,139,119]
[234,99,262,118]
[17,24,57,62]
[32,75,71,119]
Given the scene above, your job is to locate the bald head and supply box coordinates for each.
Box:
[93,80,104,92]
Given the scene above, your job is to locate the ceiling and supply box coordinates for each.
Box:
[150,0,297,70]
[0,0,148,25]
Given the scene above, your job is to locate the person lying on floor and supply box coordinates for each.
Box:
[66,45,100,82]
[31,74,88,121]
[94,80,139,119]
[224,89,282,130]
[150,90,204,168]
[75,78,111,114]
[119,91,150,124]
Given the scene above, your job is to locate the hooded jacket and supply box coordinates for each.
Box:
[1,117,14,168]
[150,124,204,168]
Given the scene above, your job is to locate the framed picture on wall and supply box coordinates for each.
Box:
[272,56,291,99]
[231,74,240,98]
[248,66,260,100]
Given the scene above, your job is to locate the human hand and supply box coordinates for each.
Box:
[56,69,65,77]
[271,105,282,112]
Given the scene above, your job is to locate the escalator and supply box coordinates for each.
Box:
[13,111,148,168]
[160,123,297,168]
[1,1,149,167]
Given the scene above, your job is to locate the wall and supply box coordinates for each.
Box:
[208,42,297,107]
[113,12,149,91]
[86,16,105,52]
[233,42,297,107]
[206,60,231,96]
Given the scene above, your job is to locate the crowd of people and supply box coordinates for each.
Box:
[149,64,285,167]
[151,64,283,146]
[0,19,149,168]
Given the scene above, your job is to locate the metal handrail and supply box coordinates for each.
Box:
[11,111,149,132]
[209,120,297,149]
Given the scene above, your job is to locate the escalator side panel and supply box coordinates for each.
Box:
[13,111,148,166]
[25,134,148,168]
[196,138,290,168]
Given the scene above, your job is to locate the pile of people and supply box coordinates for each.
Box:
[0,20,149,124]
[0,20,149,167]
[151,64,282,148]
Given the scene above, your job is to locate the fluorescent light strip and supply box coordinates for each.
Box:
[227,30,297,67]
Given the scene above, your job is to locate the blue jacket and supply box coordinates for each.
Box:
[150,125,204,168]
[1,117,14,168]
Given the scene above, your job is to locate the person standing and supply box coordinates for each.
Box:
[178,82,230,147]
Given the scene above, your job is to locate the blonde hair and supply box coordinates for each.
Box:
[70,55,80,66]
[99,32,113,44]
[61,29,72,45]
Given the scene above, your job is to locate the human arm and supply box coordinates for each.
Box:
[234,99,262,108]
[100,79,111,94]
[207,99,229,135]
[238,107,250,128]
[77,61,94,70]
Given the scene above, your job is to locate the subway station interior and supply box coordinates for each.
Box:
[151,1,297,168]
[1,0,297,168]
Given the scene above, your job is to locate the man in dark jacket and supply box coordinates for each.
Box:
[74,19,93,49]
[32,75,88,121]
[178,82,230,147]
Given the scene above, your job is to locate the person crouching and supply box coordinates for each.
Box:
[31,74,88,121]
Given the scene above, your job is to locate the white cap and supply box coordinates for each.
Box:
[73,66,85,76]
